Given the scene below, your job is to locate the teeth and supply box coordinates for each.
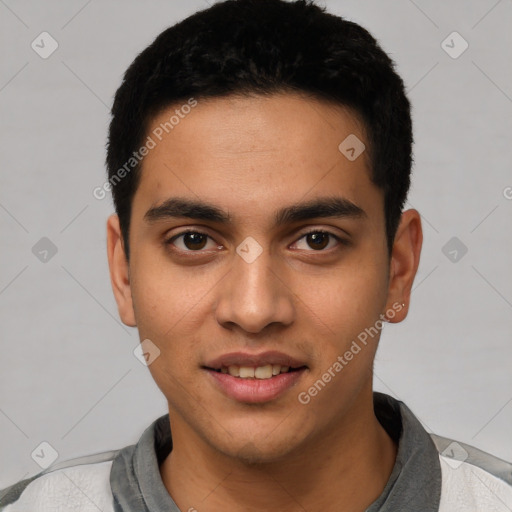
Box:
[222,365,293,379]
[228,366,240,377]
[239,366,255,378]
[254,365,272,379]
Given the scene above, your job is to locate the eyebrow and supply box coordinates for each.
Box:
[143,196,367,227]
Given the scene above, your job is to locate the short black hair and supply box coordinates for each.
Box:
[106,0,413,260]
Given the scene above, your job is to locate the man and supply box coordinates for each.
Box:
[1,0,511,510]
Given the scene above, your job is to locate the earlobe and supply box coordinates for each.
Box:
[384,209,423,323]
[106,214,137,327]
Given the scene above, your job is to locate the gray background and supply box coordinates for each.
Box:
[1,0,511,488]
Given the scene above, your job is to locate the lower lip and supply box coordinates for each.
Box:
[205,368,306,403]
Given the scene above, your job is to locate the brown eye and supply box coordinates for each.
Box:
[292,230,343,252]
[306,232,330,250]
[182,232,208,250]
[166,231,218,252]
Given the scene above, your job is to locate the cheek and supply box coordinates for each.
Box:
[129,262,207,397]
[295,257,388,341]
[130,249,210,335]
[128,254,221,388]
[292,262,388,414]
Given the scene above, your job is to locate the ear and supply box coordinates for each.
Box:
[106,214,137,327]
[384,209,423,323]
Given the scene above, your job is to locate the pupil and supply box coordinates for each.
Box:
[307,233,328,250]
[184,233,207,250]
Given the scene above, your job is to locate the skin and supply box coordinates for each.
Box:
[107,92,422,511]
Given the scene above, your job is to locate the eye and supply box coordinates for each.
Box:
[165,228,346,254]
[166,230,220,252]
[292,229,344,251]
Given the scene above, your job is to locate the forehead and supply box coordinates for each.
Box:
[132,93,382,228]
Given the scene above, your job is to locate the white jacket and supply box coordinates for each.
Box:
[2,393,511,511]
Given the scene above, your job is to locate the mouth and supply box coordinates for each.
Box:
[206,364,307,379]
[202,351,308,403]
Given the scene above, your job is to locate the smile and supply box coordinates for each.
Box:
[212,364,304,379]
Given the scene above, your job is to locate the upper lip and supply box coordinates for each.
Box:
[203,350,308,370]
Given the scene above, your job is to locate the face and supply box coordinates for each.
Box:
[108,93,420,463]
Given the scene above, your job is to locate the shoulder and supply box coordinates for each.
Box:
[430,433,512,511]
[0,450,119,512]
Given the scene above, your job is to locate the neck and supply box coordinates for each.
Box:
[160,388,397,512]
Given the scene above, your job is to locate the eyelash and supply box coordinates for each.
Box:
[164,228,346,254]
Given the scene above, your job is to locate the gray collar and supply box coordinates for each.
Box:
[110,392,441,511]
[366,392,441,511]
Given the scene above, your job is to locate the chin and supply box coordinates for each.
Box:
[207,424,307,466]
[226,441,293,466]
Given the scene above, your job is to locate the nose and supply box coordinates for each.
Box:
[214,242,295,334]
